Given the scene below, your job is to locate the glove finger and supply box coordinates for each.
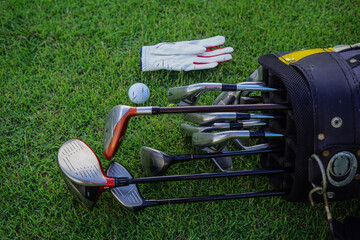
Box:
[198,47,234,57]
[184,62,218,71]
[153,42,206,55]
[194,54,232,64]
[189,36,226,48]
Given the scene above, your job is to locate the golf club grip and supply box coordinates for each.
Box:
[130,169,286,184]
[155,104,287,114]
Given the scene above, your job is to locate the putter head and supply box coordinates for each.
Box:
[167,85,202,104]
[58,139,108,186]
[106,162,146,212]
[103,105,137,160]
[140,147,171,176]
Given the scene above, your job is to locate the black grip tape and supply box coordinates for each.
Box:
[229,123,244,130]
[221,84,237,91]
[250,131,265,138]
[236,113,251,120]
[152,107,161,115]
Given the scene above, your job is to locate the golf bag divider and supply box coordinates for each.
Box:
[259,46,360,239]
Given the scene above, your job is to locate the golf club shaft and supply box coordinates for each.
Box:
[181,122,266,135]
[145,191,286,207]
[115,169,286,186]
[171,147,281,163]
[151,104,287,114]
[184,112,277,126]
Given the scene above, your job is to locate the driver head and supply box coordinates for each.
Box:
[140,146,171,176]
[58,139,108,186]
[57,139,107,209]
[60,172,102,209]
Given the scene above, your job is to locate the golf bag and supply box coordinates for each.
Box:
[258,45,360,239]
[259,45,360,201]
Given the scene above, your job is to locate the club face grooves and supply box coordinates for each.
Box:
[58,139,107,186]
[106,161,145,211]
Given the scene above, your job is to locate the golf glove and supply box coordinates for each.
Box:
[141,36,233,71]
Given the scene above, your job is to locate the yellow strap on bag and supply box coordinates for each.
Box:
[279,48,335,65]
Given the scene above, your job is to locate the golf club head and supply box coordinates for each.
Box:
[58,139,108,186]
[140,146,171,176]
[192,132,228,147]
[246,66,263,83]
[212,91,237,105]
[180,123,201,136]
[60,172,102,209]
[184,112,237,126]
[203,145,233,171]
[104,105,137,160]
[177,92,202,106]
[57,139,108,209]
[106,162,146,212]
[167,84,205,104]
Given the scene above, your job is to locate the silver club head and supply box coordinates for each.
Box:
[107,162,145,212]
[184,112,237,125]
[192,131,283,147]
[104,105,131,151]
[58,139,107,186]
[167,83,215,104]
[177,92,202,106]
[202,145,233,171]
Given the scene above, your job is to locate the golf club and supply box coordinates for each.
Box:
[104,103,288,160]
[180,121,266,136]
[58,139,287,210]
[140,146,282,176]
[192,131,283,147]
[212,91,237,105]
[184,112,277,125]
[177,92,202,106]
[107,162,287,212]
[167,82,278,104]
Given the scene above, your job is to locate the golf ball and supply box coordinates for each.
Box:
[128,83,150,104]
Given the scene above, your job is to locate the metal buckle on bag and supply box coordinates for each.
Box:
[308,154,334,236]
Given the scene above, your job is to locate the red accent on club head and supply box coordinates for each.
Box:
[104,108,138,160]
[76,139,116,188]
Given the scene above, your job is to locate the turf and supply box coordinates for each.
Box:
[1,0,360,239]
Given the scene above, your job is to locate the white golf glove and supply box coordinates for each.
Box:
[141,36,233,71]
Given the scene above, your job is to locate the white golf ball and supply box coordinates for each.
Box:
[128,83,150,104]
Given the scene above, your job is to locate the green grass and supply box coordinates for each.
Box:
[1,0,360,239]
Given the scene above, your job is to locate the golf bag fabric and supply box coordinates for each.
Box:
[258,46,360,202]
